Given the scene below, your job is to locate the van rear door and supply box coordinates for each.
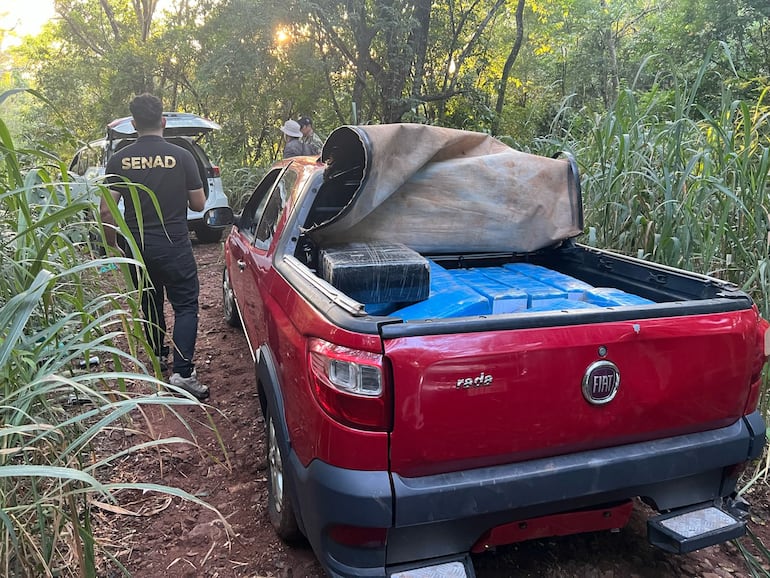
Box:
[106,112,221,138]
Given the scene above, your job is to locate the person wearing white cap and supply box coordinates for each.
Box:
[280,119,305,158]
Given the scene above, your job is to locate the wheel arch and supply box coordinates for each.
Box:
[255,345,307,534]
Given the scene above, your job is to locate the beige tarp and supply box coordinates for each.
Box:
[308,124,583,254]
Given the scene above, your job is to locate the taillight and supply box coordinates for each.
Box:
[209,165,221,177]
[308,338,391,431]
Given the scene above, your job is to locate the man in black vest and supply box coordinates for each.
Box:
[100,93,209,400]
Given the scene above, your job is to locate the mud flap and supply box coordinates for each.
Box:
[648,499,748,553]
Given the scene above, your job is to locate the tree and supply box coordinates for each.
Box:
[493,0,525,134]
[7,0,770,165]
[304,0,508,123]
[11,0,209,149]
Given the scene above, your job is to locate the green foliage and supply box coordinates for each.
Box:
[4,0,770,561]
[0,92,226,576]
[551,48,770,307]
[5,0,769,162]
[222,166,273,212]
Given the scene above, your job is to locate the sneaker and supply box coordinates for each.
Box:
[169,370,210,400]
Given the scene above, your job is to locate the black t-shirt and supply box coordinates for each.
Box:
[105,135,203,245]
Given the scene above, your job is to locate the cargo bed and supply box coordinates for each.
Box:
[305,239,753,326]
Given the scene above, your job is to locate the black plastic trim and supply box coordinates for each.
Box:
[390,413,764,527]
[387,554,476,578]
[287,453,393,576]
[275,253,752,339]
[274,240,754,337]
[744,410,767,459]
[281,412,764,574]
[379,298,750,339]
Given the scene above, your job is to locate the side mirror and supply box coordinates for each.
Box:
[204,207,234,229]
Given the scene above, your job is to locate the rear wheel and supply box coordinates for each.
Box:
[265,405,301,540]
[222,269,241,327]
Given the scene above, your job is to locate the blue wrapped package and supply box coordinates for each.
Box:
[428,260,457,284]
[392,261,491,320]
[474,267,567,308]
[505,263,593,300]
[448,269,528,314]
[527,298,602,313]
[583,287,655,307]
[365,302,399,316]
[370,262,653,318]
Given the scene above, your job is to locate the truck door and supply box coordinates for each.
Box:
[226,166,293,353]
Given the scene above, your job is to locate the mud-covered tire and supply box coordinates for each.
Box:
[222,268,241,328]
[265,406,301,541]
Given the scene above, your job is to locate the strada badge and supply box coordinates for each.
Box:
[456,372,493,389]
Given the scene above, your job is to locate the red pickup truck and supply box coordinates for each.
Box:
[223,124,768,577]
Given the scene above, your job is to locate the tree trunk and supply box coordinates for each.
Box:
[409,0,432,109]
[493,0,525,135]
[378,0,412,122]
[601,0,619,106]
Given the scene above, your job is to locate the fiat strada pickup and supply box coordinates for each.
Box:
[223,124,769,577]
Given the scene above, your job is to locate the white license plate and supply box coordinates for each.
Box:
[391,561,469,578]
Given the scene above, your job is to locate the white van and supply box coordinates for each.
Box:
[70,112,232,243]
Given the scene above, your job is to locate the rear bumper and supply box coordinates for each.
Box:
[288,411,765,577]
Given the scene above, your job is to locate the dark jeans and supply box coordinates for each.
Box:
[130,240,199,378]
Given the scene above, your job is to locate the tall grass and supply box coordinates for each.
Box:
[223,165,272,213]
[0,95,225,576]
[544,46,770,314]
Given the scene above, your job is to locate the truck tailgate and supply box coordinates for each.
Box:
[385,310,759,478]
